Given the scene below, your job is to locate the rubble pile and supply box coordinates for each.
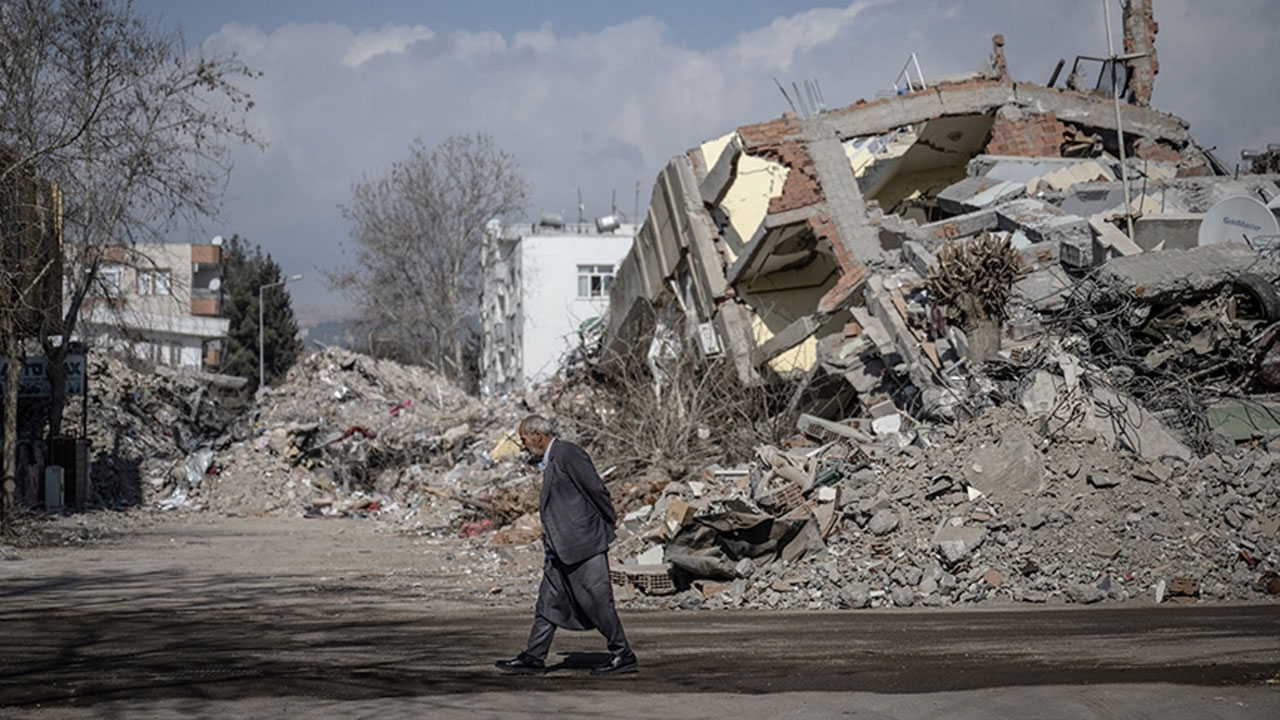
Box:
[601,402,1280,610]
[70,346,542,526]
[200,347,535,521]
[68,353,235,508]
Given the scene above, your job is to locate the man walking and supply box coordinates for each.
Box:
[495,415,637,676]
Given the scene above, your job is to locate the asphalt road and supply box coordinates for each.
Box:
[1,515,1277,719]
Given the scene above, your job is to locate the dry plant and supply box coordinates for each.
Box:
[551,309,792,492]
[927,231,1028,363]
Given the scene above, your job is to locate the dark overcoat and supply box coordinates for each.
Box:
[535,439,619,631]
[539,439,616,565]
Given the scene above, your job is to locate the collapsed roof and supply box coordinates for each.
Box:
[600,10,1279,428]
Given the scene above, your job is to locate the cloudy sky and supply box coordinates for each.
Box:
[132,0,1280,321]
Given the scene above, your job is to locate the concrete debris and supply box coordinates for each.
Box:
[933,525,988,565]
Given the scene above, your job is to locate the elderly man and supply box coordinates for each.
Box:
[495,415,637,676]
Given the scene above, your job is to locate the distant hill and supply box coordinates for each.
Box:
[299,319,361,350]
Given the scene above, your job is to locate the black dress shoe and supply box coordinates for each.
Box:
[495,653,546,674]
[590,651,638,676]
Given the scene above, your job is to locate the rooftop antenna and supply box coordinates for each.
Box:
[611,189,617,216]
[791,80,810,117]
[774,77,798,115]
[634,180,641,223]
[803,79,818,115]
[577,188,585,224]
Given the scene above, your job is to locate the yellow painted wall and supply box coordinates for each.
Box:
[718,154,789,262]
[699,131,737,174]
[753,316,818,375]
[743,258,838,375]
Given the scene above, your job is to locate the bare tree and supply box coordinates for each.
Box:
[0,150,60,526]
[331,134,528,390]
[0,0,262,452]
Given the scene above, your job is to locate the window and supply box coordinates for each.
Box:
[576,264,614,298]
[98,265,124,295]
[138,269,171,295]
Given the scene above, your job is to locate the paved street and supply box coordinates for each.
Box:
[1,516,1277,719]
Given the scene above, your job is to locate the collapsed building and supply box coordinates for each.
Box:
[600,6,1279,438]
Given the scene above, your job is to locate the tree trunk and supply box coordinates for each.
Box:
[965,316,1001,365]
[2,322,20,530]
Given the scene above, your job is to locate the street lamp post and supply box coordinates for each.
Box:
[259,274,302,389]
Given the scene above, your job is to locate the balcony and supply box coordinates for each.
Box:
[190,244,222,265]
[190,288,221,317]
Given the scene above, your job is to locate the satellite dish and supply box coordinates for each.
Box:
[208,278,222,292]
[211,235,224,246]
[1198,196,1280,247]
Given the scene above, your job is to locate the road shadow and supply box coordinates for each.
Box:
[2,565,1278,710]
[547,651,612,671]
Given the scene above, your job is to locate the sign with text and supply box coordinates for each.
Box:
[0,354,86,397]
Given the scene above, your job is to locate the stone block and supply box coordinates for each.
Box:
[933,525,987,564]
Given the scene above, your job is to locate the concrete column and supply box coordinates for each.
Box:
[1122,0,1159,107]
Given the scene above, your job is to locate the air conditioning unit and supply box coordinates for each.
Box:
[696,321,722,357]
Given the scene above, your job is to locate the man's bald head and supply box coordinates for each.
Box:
[519,415,554,457]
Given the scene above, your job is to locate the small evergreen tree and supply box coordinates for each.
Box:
[221,235,301,387]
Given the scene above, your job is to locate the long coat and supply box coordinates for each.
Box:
[535,439,620,631]
[539,439,617,566]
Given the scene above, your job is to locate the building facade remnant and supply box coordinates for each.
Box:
[481,220,636,394]
[79,242,229,371]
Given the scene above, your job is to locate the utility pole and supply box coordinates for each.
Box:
[1103,0,1149,242]
[258,274,301,389]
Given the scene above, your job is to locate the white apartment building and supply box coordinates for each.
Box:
[79,242,229,371]
[481,217,636,394]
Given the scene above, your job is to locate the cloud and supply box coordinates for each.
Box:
[728,0,891,70]
[195,1,1277,316]
[341,24,433,67]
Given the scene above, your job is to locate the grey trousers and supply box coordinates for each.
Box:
[525,552,629,661]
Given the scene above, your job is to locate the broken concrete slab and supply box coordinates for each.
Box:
[1088,385,1192,462]
[994,198,1093,268]
[937,176,1026,216]
[1095,243,1280,305]
[1014,265,1073,311]
[1087,473,1122,489]
[965,433,1045,498]
[918,208,999,243]
[1132,213,1204,252]
[868,508,899,536]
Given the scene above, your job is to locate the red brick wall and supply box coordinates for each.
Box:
[738,115,824,214]
[1133,138,1181,163]
[984,111,1067,157]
